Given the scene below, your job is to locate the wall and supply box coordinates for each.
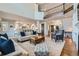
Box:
[62,17,72,32]
[46,17,72,30]
[42,16,72,37]
[40,21,48,36]
[0,10,37,37]
[1,19,37,37]
[34,4,44,20]
[0,3,35,19]
[72,4,78,50]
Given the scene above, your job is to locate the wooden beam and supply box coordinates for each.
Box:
[44,10,63,19]
[40,4,63,12]
[64,5,73,14]
[63,3,65,14]
[44,4,73,19]
[45,4,63,12]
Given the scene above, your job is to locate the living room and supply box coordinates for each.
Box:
[0,3,78,56]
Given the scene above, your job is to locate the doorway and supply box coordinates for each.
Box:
[50,25,54,32]
[41,23,44,35]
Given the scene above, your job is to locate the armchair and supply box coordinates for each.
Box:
[5,39,29,56]
[0,39,28,56]
[55,30,64,42]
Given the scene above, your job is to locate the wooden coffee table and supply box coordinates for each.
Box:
[30,35,45,45]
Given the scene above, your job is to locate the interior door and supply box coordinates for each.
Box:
[50,25,54,32]
[41,23,44,35]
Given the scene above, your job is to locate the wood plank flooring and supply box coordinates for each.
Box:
[61,37,77,56]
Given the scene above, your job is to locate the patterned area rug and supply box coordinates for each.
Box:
[15,37,65,56]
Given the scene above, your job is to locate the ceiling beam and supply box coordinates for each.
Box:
[41,4,73,19]
[45,4,63,12]
[63,3,65,12]
[44,10,63,19]
[64,5,73,14]
[43,4,64,19]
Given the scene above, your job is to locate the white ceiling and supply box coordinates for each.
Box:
[38,3,73,20]
[0,3,35,19]
[38,3,63,12]
[0,3,73,21]
[38,3,73,12]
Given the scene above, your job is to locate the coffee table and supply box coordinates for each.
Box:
[30,35,45,45]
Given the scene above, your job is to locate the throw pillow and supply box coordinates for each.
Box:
[0,33,9,39]
[20,31,26,37]
[0,39,15,55]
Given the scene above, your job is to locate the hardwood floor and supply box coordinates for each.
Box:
[61,37,77,56]
[14,36,64,56]
[13,35,78,56]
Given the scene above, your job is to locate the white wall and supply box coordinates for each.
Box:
[0,3,35,19]
[62,17,72,32]
[43,17,72,37]
[72,3,78,50]
[40,22,48,36]
[34,4,44,20]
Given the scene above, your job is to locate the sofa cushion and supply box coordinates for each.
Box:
[0,36,8,40]
[20,31,26,37]
[33,31,36,35]
[0,39,15,55]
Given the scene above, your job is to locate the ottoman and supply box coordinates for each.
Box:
[34,43,49,56]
